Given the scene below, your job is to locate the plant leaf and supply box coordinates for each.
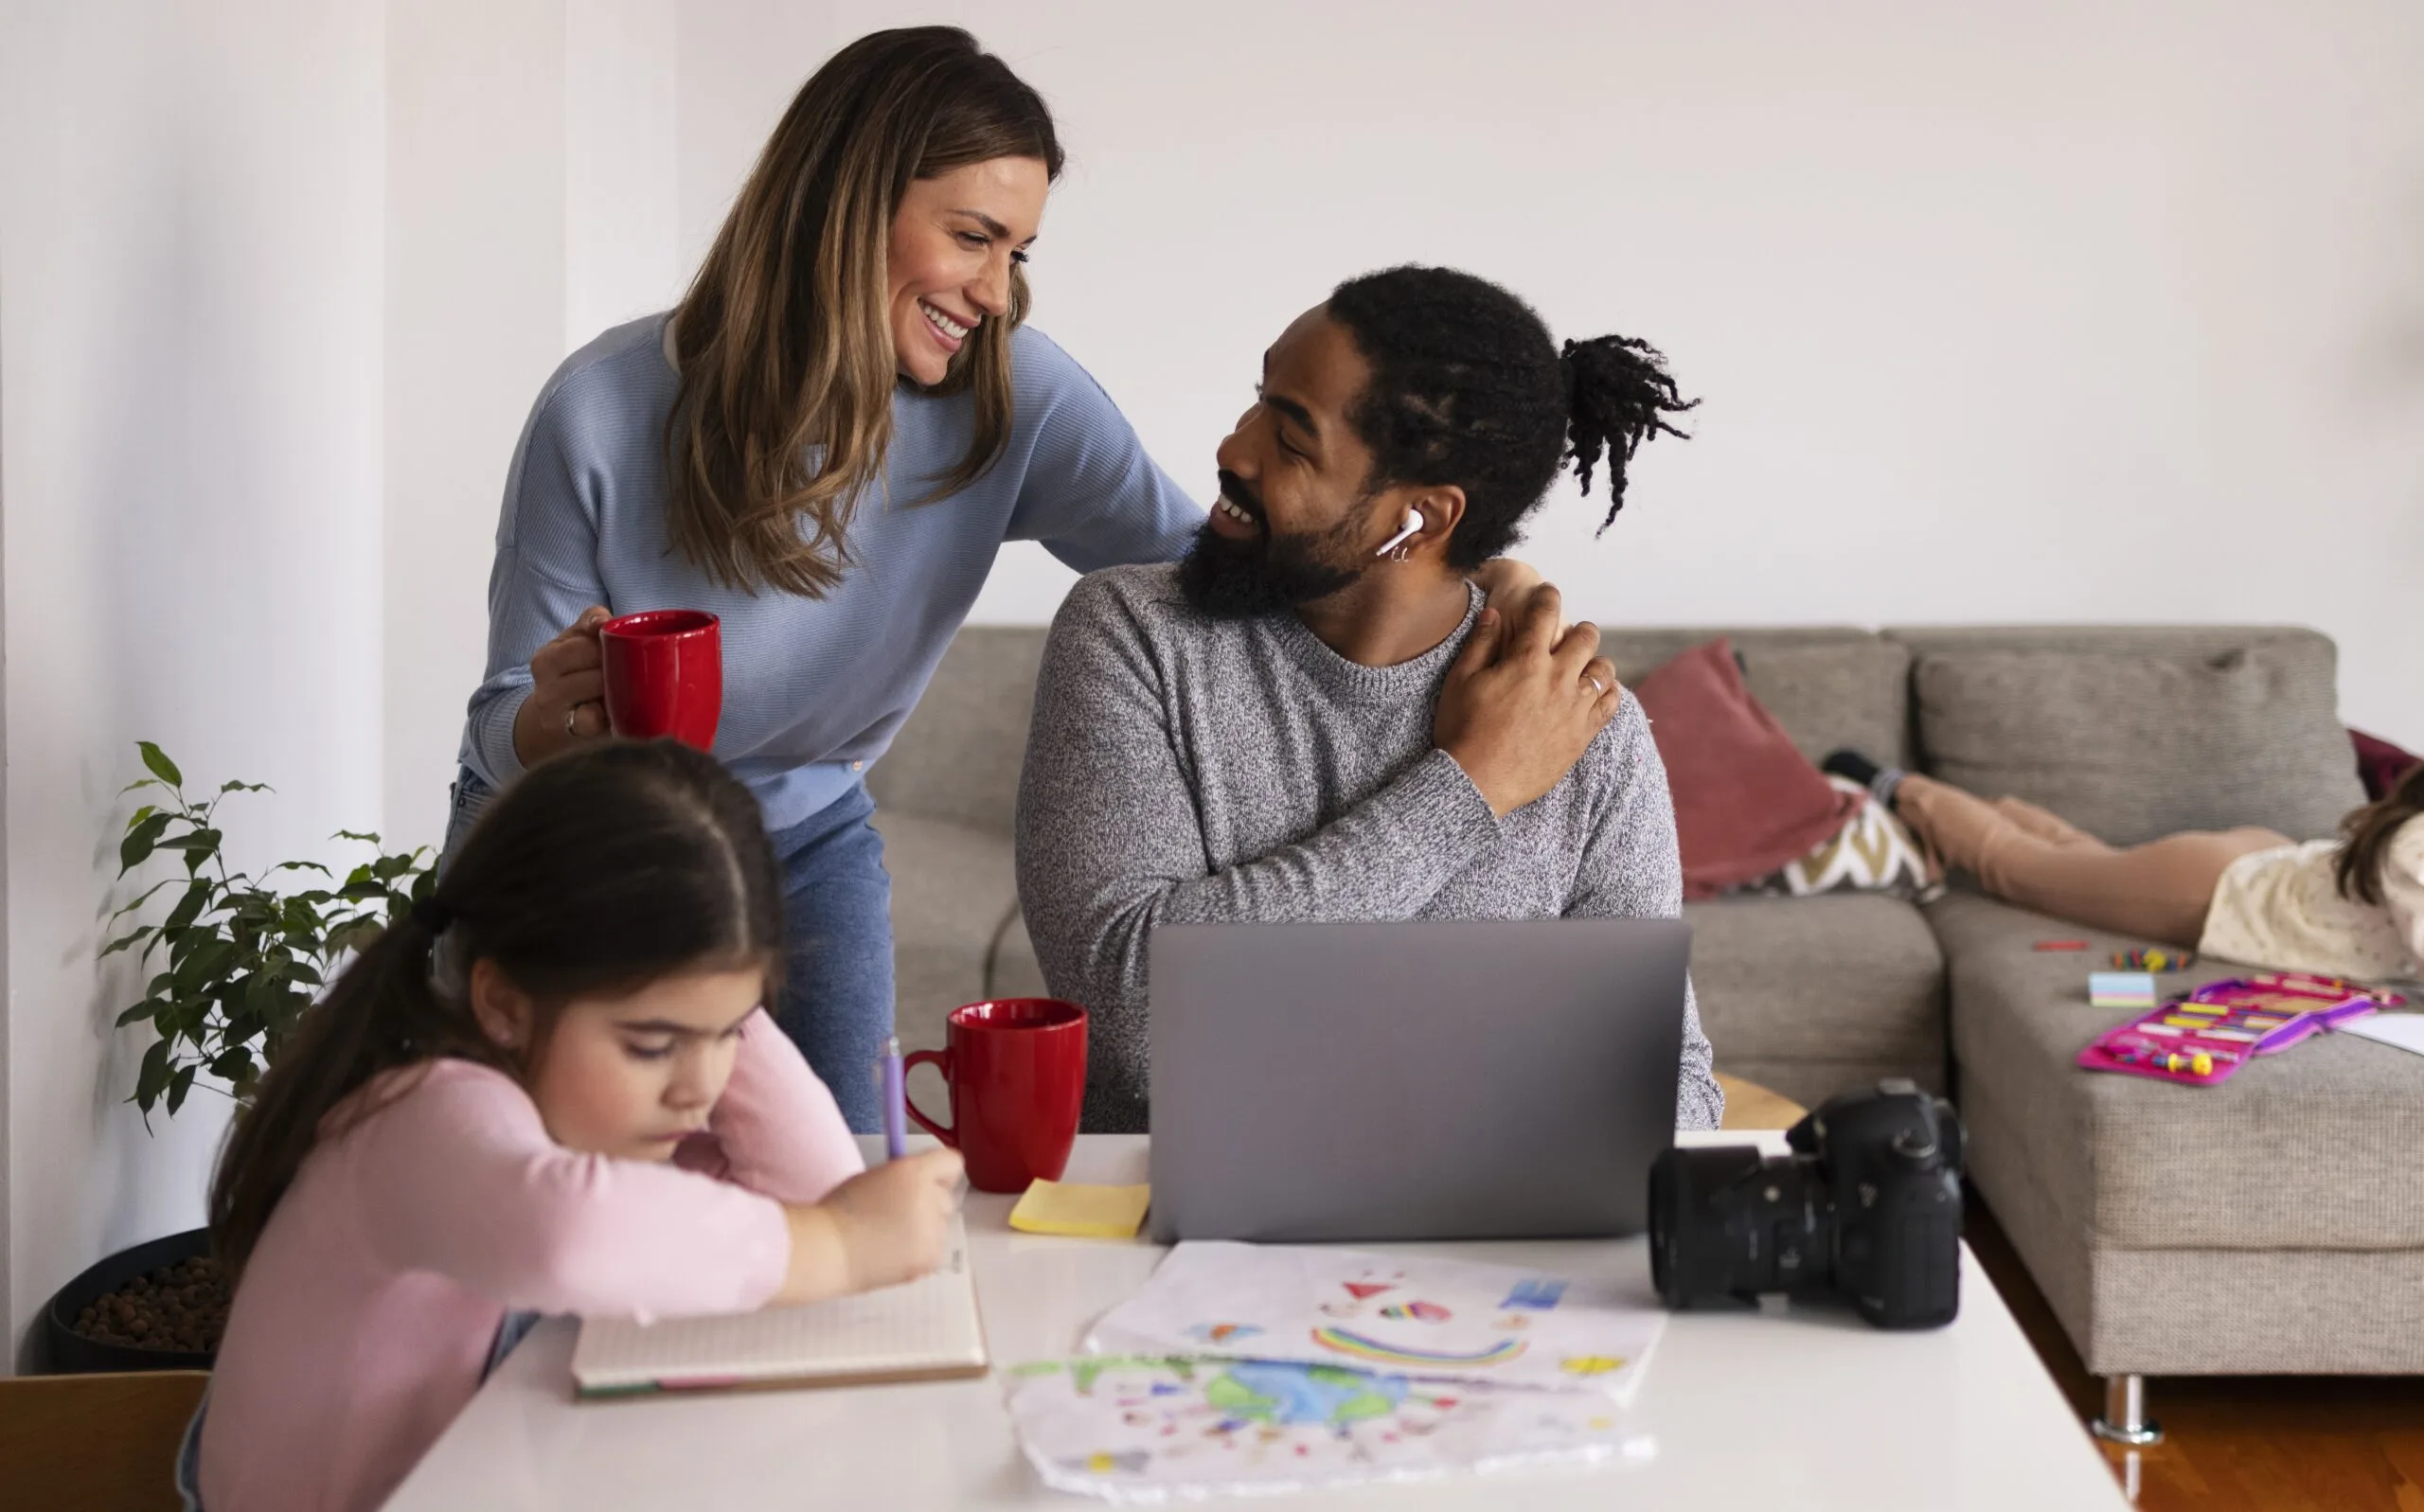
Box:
[101,924,155,958]
[171,937,235,990]
[164,879,213,932]
[135,1038,170,1112]
[118,811,172,873]
[166,1064,197,1115]
[116,996,167,1028]
[137,741,184,788]
[106,877,179,925]
[324,919,384,957]
[334,828,381,845]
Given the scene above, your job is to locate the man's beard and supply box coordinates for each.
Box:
[1176,475,1367,620]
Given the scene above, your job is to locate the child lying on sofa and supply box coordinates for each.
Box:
[1824,751,2424,981]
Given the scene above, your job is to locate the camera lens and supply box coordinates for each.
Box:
[1649,1144,1832,1307]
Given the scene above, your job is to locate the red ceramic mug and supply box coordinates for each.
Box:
[599,610,722,750]
[903,999,1088,1193]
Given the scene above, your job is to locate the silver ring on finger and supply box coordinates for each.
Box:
[1584,675,1608,697]
[563,703,580,738]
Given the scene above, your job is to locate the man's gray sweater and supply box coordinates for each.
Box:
[1014,563,1723,1134]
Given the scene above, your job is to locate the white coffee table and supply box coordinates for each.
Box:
[383,1134,2127,1510]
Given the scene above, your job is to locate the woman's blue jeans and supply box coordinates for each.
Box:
[765,782,895,1132]
[446,767,896,1132]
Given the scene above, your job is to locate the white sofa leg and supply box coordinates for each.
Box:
[2091,1374,2162,1446]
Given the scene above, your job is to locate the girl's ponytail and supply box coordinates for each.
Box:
[209,898,488,1277]
[208,739,784,1282]
[1559,334,1697,535]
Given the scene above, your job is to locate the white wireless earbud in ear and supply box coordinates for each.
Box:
[1374,510,1423,559]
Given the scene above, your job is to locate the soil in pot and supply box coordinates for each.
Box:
[71,1254,229,1356]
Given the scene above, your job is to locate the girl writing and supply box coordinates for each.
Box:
[191,740,960,1512]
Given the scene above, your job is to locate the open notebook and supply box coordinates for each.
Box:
[570,1212,988,1398]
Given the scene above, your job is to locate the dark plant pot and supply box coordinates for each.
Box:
[44,1227,217,1374]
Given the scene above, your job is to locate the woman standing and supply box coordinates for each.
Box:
[453,28,1541,1129]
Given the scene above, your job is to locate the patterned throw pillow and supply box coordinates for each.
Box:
[1734,776,1941,900]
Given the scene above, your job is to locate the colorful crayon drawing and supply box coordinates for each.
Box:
[1205,1361,1407,1429]
[1084,1242,1665,1404]
[1500,1278,1568,1310]
[1068,1450,1150,1476]
[1560,1356,1625,1377]
[1185,1322,1262,1344]
[1010,1356,1646,1500]
[1310,1326,1527,1369]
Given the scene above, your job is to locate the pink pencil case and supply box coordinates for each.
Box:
[2076,972,2402,1087]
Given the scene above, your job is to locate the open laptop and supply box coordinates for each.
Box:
[1147,917,1690,1244]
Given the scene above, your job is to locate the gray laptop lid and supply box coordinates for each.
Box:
[1148,917,1689,1244]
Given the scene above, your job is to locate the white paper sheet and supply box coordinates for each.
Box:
[1083,1242,1666,1404]
[2338,1011,2424,1058]
[1007,1356,1651,1503]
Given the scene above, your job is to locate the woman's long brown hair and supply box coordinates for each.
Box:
[208,741,786,1280]
[665,27,1062,598]
[2335,759,2424,907]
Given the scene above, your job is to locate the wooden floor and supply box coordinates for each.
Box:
[1965,1193,2424,1511]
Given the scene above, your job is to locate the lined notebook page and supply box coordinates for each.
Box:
[572,1212,986,1395]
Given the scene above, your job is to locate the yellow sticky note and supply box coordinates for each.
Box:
[1007,1179,1151,1238]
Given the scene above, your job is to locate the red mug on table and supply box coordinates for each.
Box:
[598,610,722,750]
[903,999,1088,1194]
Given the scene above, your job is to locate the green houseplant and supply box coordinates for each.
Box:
[103,741,437,1117]
[47,742,437,1373]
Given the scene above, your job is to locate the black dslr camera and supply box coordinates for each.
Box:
[1648,1079,1963,1329]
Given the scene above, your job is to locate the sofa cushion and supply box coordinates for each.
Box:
[991,910,1048,1001]
[1683,894,1946,1107]
[1604,629,1913,770]
[1929,889,2424,1252]
[865,626,1048,838]
[870,810,1019,1054]
[1895,627,2364,846]
[1634,639,1863,898]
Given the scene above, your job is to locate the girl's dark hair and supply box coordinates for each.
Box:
[667,26,1062,598]
[1325,265,1696,567]
[2335,759,2424,907]
[209,741,786,1279]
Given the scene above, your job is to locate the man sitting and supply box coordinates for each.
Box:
[1014,265,1721,1134]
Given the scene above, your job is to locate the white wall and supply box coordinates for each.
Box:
[383,0,568,847]
[419,0,2424,766]
[0,0,387,1360]
[913,0,2423,742]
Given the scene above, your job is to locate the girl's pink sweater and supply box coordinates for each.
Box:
[197,1010,861,1512]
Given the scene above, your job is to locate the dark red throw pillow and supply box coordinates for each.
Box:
[1632,638,1863,899]
[2352,728,2422,803]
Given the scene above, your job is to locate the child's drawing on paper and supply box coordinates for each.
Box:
[1085,1242,1667,1403]
[1007,1357,1649,1503]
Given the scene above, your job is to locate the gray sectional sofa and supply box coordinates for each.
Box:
[868,619,2424,1416]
